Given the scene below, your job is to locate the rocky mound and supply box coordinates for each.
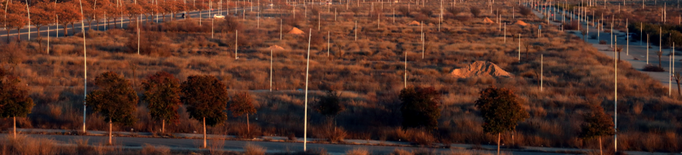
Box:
[289,27,304,35]
[451,61,512,78]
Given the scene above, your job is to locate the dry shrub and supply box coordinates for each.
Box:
[398,6,410,17]
[141,144,171,155]
[125,31,172,57]
[208,138,226,155]
[385,128,436,146]
[642,64,665,72]
[0,42,28,65]
[345,148,369,155]
[470,7,481,17]
[563,21,582,30]
[0,135,56,155]
[313,125,348,143]
[219,16,242,32]
[390,149,414,155]
[244,143,266,155]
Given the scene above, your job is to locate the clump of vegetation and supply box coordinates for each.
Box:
[475,86,528,154]
[400,87,441,130]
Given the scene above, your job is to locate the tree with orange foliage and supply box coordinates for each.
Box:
[30,1,53,38]
[3,2,28,42]
[55,2,80,36]
[125,3,144,26]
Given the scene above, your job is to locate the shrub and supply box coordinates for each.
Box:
[141,144,171,155]
[599,40,607,44]
[1,135,56,155]
[420,7,433,16]
[244,143,266,155]
[400,87,441,130]
[398,6,410,17]
[519,6,532,16]
[125,31,172,57]
[219,16,242,33]
[345,148,369,155]
[446,7,463,17]
[470,7,481,17]
[642,64,665,72]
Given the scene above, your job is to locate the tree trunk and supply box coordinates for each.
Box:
[246,114,250,135]
[599,136,602,155]
[62,24,68,36]
[203,117,207,148]
[658,54,663,68]
[14,28,22,41]
[13,116,16,138]
[7,29,11,43]
[36,26,42,38]
[675,78,682,96]
[497,133,501,155]
[109,118,112,145]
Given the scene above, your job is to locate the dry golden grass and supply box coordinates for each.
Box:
[243,143,267,155]
[0,2,680,152]
[345,148,369,155]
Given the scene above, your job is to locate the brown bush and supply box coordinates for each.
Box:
[125,31,172,57]
[642,64,665,72]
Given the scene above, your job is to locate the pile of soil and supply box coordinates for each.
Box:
[289,27,304,35]
[484,17,494,23]
[451,61,512,78]
[515,20,529,26]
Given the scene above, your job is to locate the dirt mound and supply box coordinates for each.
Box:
[289,27,304,35]
[269,45,284,50]
[484,17,494,23]
[515,20,529,26]
[450,61,512,78]
[409,21,421,26]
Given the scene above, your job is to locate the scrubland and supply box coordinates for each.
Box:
[0,1,681,153]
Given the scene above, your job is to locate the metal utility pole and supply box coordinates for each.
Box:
[303,28,312,152]
[78,0,88,133]
[235,30,239,59]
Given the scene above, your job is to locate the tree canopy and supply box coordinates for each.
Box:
[142,71,181,124]
[579,104,615,140]
[229,92,256,117]
[0,68,35,119]
[474,86,529,134]
[181,75,228,126]
[87,71,138,125]
[315,90,345,118]
[399,86,441,130]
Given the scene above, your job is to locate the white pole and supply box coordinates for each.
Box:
[78,0,88,133]
[354,21,357,41]
[328,31,330,57]
[404,49,407,88]
[541,54,543,91]
[303,28,312,151]
[613,12,618,155]
[47,24,50,54]
[280,19,283,40]
[421,21,424,59]
[270,49,273,92]
[26,0,30,40]
[504,23,506,43]
[137,17,140,55]
[518,34,521,61]
[235,30,239,59]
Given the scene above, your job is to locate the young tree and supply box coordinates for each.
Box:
[475,86,529,155]
[181,75,228,148]
[3,2,28,42]
[314,89,345,129]
[658,50,663,68]
[0,68,35,138]
[86,71,138,144]
[469,7,481,18]
[56,2,80,36]
[142,71,181,133]
[30,2,52,38]
[579,104,615,155]
[229,91,257,134]
[399,86,441,130]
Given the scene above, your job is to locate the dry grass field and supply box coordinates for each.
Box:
[1,1,681,153]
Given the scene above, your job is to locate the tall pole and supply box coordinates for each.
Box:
[137,17,140,55]
[26,0,30,40]
[78,0,88,133]
[270,49,273,92]
[614,30,618,153]
[303,28,312,151]
[541,54,543,91]
[235,30,239,59]
[518,34,521,61]
[626,19,629,55]
[327,31,330,57]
